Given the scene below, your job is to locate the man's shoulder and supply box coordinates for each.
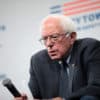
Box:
[76,38,100,46]
[73,38,100,54]
[31,49,50,62]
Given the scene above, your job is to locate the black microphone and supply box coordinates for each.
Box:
[2,78,21,97]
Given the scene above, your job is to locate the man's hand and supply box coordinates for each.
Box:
[14,94,27,100]
[14,96,63,100]
[52,97,63,100]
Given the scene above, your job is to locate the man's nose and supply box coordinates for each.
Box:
[45,37,53,47]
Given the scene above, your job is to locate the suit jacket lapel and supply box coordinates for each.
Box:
[68,41,79,93]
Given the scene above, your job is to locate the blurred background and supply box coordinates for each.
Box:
[0,0,100,99]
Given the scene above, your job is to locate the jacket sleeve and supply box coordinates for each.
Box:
[69,40,100,99]
[28,56,42,99]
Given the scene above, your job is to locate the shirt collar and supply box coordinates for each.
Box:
[62,46,73,64]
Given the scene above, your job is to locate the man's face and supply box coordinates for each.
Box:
[41,19,75,60]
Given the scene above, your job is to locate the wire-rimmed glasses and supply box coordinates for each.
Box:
[39,32,70,45]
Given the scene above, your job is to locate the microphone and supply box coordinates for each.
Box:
[2,78,21,97]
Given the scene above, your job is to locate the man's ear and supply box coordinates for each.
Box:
[70,32,77,45]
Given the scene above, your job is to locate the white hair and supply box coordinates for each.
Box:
[40,14,76,34]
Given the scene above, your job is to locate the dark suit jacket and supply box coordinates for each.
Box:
[28,38,100,99]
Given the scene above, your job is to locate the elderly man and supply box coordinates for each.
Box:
[15,14,100,100]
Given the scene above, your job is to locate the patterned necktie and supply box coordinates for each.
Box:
[59,60,69,98]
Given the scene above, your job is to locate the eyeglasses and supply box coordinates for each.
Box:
[39,32,70,45]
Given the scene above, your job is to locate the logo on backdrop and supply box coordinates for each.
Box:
[0,25,6,31]
[0,25,6,48]
[50,0,100,31]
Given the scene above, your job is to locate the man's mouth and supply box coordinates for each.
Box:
[48,50,57,56]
